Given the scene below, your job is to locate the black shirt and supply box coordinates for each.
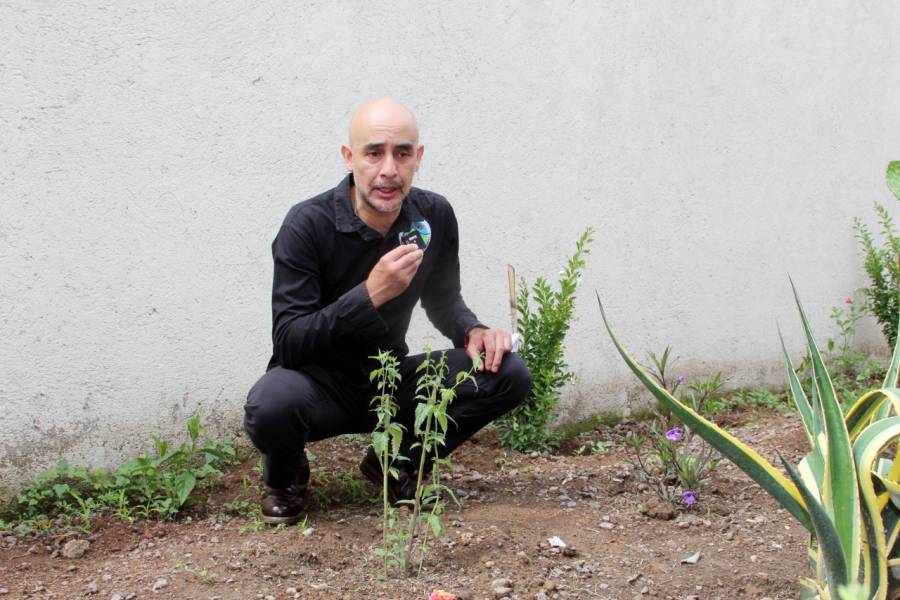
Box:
[267,174,483,383]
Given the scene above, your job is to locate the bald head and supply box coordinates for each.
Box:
[340,98,425,227]
[348,97,419,146]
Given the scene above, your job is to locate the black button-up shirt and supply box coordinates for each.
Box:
[267,174,483,384]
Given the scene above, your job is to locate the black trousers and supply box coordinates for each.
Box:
[243,349,531,488]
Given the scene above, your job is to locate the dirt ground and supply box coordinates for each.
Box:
[0,409,811,600]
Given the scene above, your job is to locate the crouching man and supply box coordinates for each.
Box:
[244,97,531,524]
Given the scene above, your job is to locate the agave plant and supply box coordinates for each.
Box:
[598,284,900,600]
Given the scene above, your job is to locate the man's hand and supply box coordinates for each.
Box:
[466,327,513,373]
[365,244,424,308]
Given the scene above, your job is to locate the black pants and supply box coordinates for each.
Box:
[243,349,531,488]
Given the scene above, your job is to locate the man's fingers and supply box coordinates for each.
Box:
[383,243,420,260]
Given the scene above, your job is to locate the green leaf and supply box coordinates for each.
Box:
[426,512,442,537]
[852,417,900,600]
[790,280,859,575]
[187,415,202,441]
[781,454,849,598]
[779,328,816,447]
[887,161,900,202]
[173,472,196,507]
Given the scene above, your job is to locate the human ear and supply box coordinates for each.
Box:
[340,144,353,171]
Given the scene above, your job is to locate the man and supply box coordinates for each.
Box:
[244,98,531,525]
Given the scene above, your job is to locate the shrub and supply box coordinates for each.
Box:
[600,284,900,599]
[496,227,593,452]
[853,161,900,348]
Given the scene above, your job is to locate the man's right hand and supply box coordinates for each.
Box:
[365,244,424,308]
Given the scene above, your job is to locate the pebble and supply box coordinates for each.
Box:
[0,588,7,595]
[62,539,91,558]
[492,578,513,588]
[86,580,99,594]
[151,578,168,591]
[492,587,512,598]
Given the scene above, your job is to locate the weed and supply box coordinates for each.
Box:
[0,416,238,533]
[574,440,611,456]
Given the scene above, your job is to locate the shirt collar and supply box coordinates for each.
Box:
[333,173,425,238]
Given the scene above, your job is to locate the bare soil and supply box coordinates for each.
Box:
[0,409,810,600]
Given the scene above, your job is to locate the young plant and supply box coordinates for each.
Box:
[368,350,476,578]
[497,227,594,451]
[600,282,900,599]
[402,351,474,576]
[368,350,405,578]
[853,161,900,347]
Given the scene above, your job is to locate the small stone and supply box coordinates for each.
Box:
[484,560,495,568]
[62,539,91,558]
[0,588,7,595]
[86,581,99,594]
[286,588,298,594]
[492,578,513,588]
[493,587,512,598]
[151,578,168,591]
[534,594,548,600]
[562,546,578,557]
[543,581,558,592]
[516,550,530,564]
[599,522,614,530]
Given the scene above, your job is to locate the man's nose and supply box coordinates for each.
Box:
[379,154,397,178]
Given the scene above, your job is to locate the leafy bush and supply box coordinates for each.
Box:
[496,227,593,452]
[1,416,237,532]
[853,161,900,347]
[600,284,900,600]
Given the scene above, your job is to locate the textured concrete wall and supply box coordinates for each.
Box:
[2,2,900,491]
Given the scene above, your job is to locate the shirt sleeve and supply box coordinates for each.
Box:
[270,222,388,370]
[419,203,484,347]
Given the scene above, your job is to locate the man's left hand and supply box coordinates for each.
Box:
[466,327,513,373]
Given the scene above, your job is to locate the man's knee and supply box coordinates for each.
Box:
[498,353,531,407]
[243,368,313,447]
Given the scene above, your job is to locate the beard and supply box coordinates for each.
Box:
[357,186,404,213]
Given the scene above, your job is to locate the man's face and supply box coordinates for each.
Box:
[341,104,424,215]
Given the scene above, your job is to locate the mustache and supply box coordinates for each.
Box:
[371,181,400,190]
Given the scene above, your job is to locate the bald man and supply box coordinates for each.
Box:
[243,98,531,525]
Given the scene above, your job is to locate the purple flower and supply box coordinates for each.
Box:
[665,427,683,442]
[676,375,685,383]
[682,490,697,506]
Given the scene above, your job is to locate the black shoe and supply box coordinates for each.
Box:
[260,463,309,525]
[359,447,417,505]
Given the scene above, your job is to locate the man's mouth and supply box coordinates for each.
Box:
[372,186,400,199]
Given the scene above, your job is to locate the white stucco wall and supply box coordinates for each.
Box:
[2,1,899,493]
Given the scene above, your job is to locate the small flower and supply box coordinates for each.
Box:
[845,297,853,305]
[682,490,697,506]
[665,427,683,442]
[676,375,685,383]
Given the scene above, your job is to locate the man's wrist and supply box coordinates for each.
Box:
[463,324,488,348]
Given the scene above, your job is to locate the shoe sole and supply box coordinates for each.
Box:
[261,512,304,526]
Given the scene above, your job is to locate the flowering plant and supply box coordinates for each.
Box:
[626,348,721,507]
